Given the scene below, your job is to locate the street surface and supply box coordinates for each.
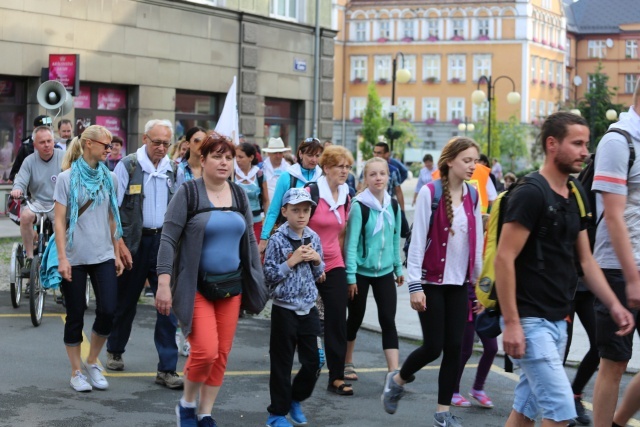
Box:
[0,291,638,427]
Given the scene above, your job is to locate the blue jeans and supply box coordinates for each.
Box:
[502,317,576,422]
[106,234,178,372]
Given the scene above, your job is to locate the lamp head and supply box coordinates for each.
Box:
[507,91,521,105]
[467,123,475,132]
[606,109,618,121]
[396,68,411,84]
[457,123,466,132]
[570,109,582,116]
[471,90,487,105]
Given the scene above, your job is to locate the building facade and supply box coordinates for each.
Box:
[0,0,335,183]
[333,0,566,158]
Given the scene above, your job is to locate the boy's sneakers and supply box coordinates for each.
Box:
[175,404,197,427]
[83,361,108,390]
[197,416,217,427]
[574,396,591,425]
[106,352,124,371]
[451,393,471,407]
[70,370,92,392]
[381,370,405,414]
[266,414,293,427]
[469,389,494,408]
[289,401,307,425]
[181,340,191,357]
[156,371,184,389]
[434,411,463,427]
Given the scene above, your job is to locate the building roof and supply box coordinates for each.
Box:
[564,0,640,34]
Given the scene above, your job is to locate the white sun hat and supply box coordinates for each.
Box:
[263,137,292,153]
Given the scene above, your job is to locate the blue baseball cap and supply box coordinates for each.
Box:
[282,188,316,208]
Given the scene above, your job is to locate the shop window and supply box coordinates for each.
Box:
[175,91,222,138]
[0,77,27,183]
[74,84,128,151]
[264,98,301,151]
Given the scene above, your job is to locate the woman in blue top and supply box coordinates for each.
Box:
[344,157,403,381]
[258,138,323,254]
[235,142,269,243]
[176,126,207,186]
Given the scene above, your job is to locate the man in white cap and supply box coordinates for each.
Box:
[262,137,292,201]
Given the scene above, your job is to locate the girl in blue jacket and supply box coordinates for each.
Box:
[344,157,404,381]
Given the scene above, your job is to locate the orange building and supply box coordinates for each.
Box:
[333,0,567,158]
[564,0,640,110]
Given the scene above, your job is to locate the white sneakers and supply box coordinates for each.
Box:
[70,370,92,392]
[70,361,109,392]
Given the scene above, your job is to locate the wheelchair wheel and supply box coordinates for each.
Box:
[10,242,23,308]
[85,276,91,309]
[29,254,45,327]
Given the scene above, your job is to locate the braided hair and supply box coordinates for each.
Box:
[437,137,480,235]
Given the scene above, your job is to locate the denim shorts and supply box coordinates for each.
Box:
[501,317,576,422]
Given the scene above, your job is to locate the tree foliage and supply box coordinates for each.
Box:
[472,113,530,172]
[360,83,386,159]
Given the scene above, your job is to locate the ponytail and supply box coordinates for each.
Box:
[62,137,83,171]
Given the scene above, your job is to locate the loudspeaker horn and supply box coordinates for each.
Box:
[36,80,68,110]
[59,91,74,116]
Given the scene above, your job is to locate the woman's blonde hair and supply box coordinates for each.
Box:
[319,145,354,171]
[437,136,480,235]
[62,125,113,170]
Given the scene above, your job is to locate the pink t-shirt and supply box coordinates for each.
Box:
[307,199,348,272]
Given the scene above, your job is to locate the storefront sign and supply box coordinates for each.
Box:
[96,116,126,149]
[48,54,79,96]
[97,88,127,110]
[294,58,307,72]
[74,86,91,109]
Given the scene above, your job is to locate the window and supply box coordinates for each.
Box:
[0,76,27,182]
[350,56,367,81]
[530,99,537,121]
[472,101,488,122]
[422,55,441,81]
[477,19,490,37]
[588,40,606,59]
[447,97,465,121]
[539,58,546,82]
[539,100,546,118]
[547,101,555,116]
[556,62,562,87]
[542,0,551,9]
[448,54,466,81]
[264,98,301,150]
[548,61,554,84]
[422,98,440,120]
[427,19,439,39]
[588,75,596,91]
[397,97,415,121]
[473,54,491,81]
[378,20,390,39]
[350,97,366,119]
[271,0,298,20]
[403,20,415,39]
[626,40,638,59]
[625,74,638,93]
[565,72,570,100]
[355,22,367,42]
[566,39,571,65]
[380,97,391,117]
[452,19,464,38]
[374,55,392,81]
[76,84,130,151]
[531,56,537,80]
[402,55,417,82]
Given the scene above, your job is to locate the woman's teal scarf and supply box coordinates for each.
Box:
[67,157,123,246]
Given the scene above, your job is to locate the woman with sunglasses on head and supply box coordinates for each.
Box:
[53,125,124,392]
[308,145,355,396]
[177,126,208,186]
[258,137,323,254]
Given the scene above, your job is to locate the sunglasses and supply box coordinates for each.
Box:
[88,139,113,150]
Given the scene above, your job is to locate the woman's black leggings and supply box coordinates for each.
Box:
[399,283,468,406]
[317,267,348,384]
[346,272,399,350]
[564,290,599,395]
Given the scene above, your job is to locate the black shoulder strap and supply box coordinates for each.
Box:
[605,128,636,173]
[358,202,370,258]
[186,180,245,220]
[290,174,298,189]
[304,182,320,218]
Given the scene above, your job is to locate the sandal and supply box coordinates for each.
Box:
[327,381,354,396]
[344,363,358,381]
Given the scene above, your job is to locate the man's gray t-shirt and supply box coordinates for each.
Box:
[592,117,640,269]
[12,150,64,206]
[53,169,118,266]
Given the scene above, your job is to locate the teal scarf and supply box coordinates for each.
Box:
[67,157,123,247]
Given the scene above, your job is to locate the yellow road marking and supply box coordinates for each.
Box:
[0,313,64,317]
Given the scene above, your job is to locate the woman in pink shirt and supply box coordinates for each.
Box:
[307,145,354,396]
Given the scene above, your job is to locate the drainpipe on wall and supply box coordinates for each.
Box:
[312,0,320,138]
[340,2,348,147]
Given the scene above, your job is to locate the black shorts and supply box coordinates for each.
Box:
[595,269,640,362]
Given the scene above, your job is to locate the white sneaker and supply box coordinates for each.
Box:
[181,340,191,357]
[84,361,109,390]
[70,370,92,392]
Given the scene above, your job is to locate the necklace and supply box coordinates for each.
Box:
[206,181,227,202]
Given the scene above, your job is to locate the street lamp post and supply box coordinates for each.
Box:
[569,104,618,151]
[471,75,521,157]
[389,52,411,152]
[457,117,475,135]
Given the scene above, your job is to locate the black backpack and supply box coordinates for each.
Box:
[304,181,351,219]
[577,128,635,249]
[354,199,399,258]
[184,179,247,220]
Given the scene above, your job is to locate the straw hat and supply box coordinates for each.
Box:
[263,137,291,153]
